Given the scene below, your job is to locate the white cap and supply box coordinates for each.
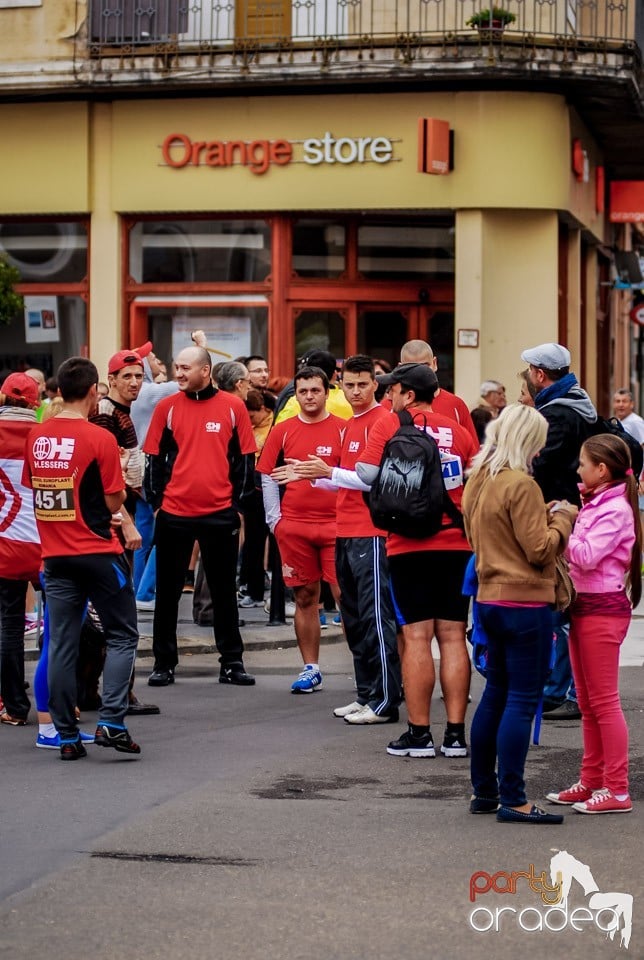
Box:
[521,343,571,370]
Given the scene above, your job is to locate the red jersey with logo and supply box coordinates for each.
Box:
[359,409,476,555]
[0,418,40,580]
[257,414,344,523]
[381,389,478,447]
[431,389,480,449]
[143,390,256,516]
[22,417,124,557]
[337,404,389,538]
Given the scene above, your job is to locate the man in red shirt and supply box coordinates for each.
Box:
[257,366,344,693]
[287,355,402,721]
[143,346,257,687]
[23,357,141,760]
[356,363,476,759]
[398,339,480,449]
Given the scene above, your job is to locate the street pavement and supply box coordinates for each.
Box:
[3,594,643,960]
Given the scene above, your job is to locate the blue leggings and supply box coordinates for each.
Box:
[33,575,88,714]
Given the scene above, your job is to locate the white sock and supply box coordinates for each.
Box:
[614,793,629,801]
[39,723,57,738]
[305,663,319,672]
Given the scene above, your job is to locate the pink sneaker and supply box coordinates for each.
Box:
[545,781,594,805]
[572,789,632,815]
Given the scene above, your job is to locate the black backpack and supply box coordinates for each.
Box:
[589,416,644,480]
[366,410,464,539]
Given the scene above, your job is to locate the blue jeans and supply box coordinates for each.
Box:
[133,499,156,597]
[543,612,576,704]
[470,604,552,807]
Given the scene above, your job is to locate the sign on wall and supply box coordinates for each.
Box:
[24,295,60,343]
[171,314,251,364]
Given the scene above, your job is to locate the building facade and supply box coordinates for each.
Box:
[1,0,642,408]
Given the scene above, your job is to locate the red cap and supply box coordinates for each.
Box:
[108,349,145,375]
[134,341,153,360]
[2,372,39,406]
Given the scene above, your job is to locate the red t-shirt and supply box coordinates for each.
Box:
[431,389,480,450]
[143,390,256,516]
[337,404,389,538]
[381,389,479,448]
[257,414,344,523]
[22,417,124,557]
[359,408,476,555]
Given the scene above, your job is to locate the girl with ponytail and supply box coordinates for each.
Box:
[546,433,641,815]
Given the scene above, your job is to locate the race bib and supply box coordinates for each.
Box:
[32,476,75,521]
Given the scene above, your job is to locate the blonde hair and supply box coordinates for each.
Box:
[469,403,548,478]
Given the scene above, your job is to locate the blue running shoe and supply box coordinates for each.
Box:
[333,613,342,625]
[319,612,327,629]
[36,730,96,750]
[291,665,323,694]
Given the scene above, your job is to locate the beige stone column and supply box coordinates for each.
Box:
[454,209,559,409]
[88,102,121,379]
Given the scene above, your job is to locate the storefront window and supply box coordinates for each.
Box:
[429,310,455,393]
[294,309,345,362]
[357,221,455,280]
[292,220,346,278]
[0,221,88,283]
[129,219,271,283]
[144,303,268,368]
[0,295,87,380]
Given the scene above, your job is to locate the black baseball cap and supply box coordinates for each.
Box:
[376,362,438,393]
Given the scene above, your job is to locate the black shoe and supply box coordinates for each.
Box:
[127,697,160,716]
[440,730,468,757]
[60,735,87,761]
[386,729,435,757]
[542,700,581,721]
[147,668,174,687]
[470,796,500,814]
[94,723,141,755]
[219,663,256,686]
[496,804,563,825]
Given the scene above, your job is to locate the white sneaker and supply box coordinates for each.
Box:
[344,705,399,725]
[333,700,364,718]
[263,600,296,618]
[136,599,156,611]
[238,595,264,608]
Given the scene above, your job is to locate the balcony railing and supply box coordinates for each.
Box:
[81,0,639,81]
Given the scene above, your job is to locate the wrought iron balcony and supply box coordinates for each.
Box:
[84,0,638,75]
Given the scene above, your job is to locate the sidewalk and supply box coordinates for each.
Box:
[24,591,644,666]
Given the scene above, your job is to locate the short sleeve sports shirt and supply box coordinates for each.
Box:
[23,417,124,557]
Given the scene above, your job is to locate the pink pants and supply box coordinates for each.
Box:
[568,613,630,795]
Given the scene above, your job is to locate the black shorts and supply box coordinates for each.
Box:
[388,549,472,625]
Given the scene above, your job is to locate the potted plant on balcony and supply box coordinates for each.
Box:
[467,7,516,33]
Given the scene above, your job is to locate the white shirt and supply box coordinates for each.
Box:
[619,412,644,445]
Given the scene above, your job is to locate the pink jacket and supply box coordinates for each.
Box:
[564,483,635,594]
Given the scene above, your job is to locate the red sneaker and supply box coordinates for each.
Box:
[546,781,594,805]
[572,789,632,815]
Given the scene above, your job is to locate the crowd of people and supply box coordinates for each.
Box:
[0,335,639,823]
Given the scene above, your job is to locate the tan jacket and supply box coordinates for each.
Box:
[462,467,575,603]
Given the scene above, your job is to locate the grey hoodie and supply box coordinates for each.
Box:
[130,356,179,446]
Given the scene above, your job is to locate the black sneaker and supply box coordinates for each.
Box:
[60,735,88,761]
[219,663,256,686]
[386,729,435,758]
[441,730,468,757]
[148,668,174,687]
[94,723,141,755]
[470,796,500,814]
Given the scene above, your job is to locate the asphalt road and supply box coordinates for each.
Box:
[1,645,642,960]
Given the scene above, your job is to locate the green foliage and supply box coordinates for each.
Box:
[0,255,24,326]
[466,7,517,26]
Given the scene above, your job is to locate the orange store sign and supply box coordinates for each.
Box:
[161,131,397,175]
[610,181,644,222]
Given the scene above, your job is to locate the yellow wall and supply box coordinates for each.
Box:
[454,209,559,407]
[1,0,78,63]
[111,92,576,216]
[0,103,89,213]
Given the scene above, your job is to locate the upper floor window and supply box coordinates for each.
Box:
[128,219,271,283]
[0,221,88,283]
